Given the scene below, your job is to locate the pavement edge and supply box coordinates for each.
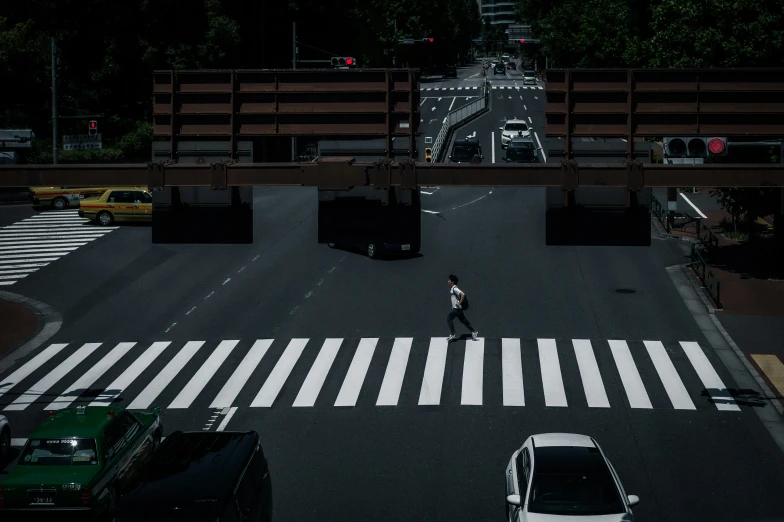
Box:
[0,290,62,375]
[665,264,784,454]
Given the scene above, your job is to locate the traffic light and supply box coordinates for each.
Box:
[88,120,98,136]
[425,148,432,163]
[331,57,356,68]
[422,38,434,43]
[664,137,728,158]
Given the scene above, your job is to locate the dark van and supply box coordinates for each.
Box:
[111,431,272,522]
[450,139,484,163]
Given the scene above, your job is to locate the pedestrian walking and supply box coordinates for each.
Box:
[446,274,478,342]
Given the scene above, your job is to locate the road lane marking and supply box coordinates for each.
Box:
[644,340,696,409]
[461,338,484,405]
[448,97,456,111]
[47,342,137,410]
[524,105,527,110]
[216,406,238,431]
[534,131,546,163]
[419,338,448,405]
[491,131,496,163]
[293,338,342,407]
[169,340,240,409]
[128,341,205,409]
[538,339,568,407]
[528,116,532,124]
[573,340,610,408]
[680,341,740,411]
[90,342,171,406]
[0,343,68,402]
[335,338,377,407]
[751,354,784,398]
[211,339,274,408]
[252,339,308,407]
[377,338,413,406]
[422,209,441,215]
[609,340,653,409]
[678,192,708,218]
[502,338,525,406]
[5,343,102,411]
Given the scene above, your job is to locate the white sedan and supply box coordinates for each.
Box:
[505,433,639,521]
[500,119,531,148]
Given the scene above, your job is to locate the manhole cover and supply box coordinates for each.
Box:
[615,288,637,294]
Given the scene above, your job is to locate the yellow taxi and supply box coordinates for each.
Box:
[78,187,153,226]
[29,186,111,210]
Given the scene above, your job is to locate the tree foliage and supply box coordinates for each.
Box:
[1,0,479,161]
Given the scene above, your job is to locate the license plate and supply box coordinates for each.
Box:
[79,194,85,199]
[30,496,55,504]
[28,490,56,504]
[401,244,411,251]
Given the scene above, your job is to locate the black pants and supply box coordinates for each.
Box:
[447,309,475,335]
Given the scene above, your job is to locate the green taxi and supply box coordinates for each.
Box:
[0,406,162,520]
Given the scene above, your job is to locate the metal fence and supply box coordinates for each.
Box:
[690,242,722,309]
[431,82,488,162]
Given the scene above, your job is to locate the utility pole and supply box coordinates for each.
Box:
[51,37,58,164]
[291,22,296,161]
[393,20,397,67]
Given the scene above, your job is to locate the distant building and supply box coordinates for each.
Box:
[477,0,530,42]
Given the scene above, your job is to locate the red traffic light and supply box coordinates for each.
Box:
[708,137,726,154]
[429,38,434,42]
[346,57,353,65]
[520,39,525,43]
[89,121,97,129]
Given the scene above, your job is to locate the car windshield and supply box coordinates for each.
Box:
[452,145,480,160]
[505,123,529,131]
[524,70,536,76]
[20,438,99,466]
[528,447,625,516]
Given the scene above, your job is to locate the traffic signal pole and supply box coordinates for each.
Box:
[292,22,297,162]
[51,37,58,164]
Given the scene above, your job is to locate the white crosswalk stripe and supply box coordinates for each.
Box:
[0,337,744,413]
[0,210,117,285]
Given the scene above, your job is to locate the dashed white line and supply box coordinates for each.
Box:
[204,291,215,300]
[422,209,441,215]
[523,105,527,110]
[533,131,546,163]
[185,306,196,316]
[222,278,231,285]
[304,290,314,299]
[528,116,532,124]
[253,255,260,261]
[164,322,177,333]
[327,266,336,273]
[290,305,300,315]
[237,266,246,273]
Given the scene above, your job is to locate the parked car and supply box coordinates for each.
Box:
[111,430,272,522]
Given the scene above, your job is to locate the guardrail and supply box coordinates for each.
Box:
[431,82,489,162]
[690,242,722,309]
[695,219,720,250]
[651,196,669,233]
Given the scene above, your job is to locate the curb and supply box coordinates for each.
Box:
[665,264,784,454]
[0,291,62,375]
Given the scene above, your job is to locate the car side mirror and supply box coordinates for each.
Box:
[628,495,640,507]
[506,494,521,506]
[499,127,504,130]
[152,406,161,415]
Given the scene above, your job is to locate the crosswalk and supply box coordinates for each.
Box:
[422,86,543,91]
[0,210,118,285]
[0,337,746,413]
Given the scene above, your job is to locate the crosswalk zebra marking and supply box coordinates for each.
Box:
[91,342,171,406]
[572,340,610,408]
[681,341,740,411]
[644,340,695,410]
[252,339,308,407]
[419,338,448,405]
[293,339,342,407]
[609,340,652,409]
[335,338,378,407]
[376,338,412,406]
[5,343,102,411]
[0,343,68,402]
[169,340,239,409]
[212,339,273,409]
[461,339,484,405]
[47,342,137,410]
[129,341,204,409]
[538,339,567,407]
[501,338,525,406]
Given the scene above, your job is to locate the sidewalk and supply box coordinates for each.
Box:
[656,190,784,315]
[0,297,41,355]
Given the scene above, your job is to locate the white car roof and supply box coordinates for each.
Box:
[505,119,529,126]
[532,433,596,448]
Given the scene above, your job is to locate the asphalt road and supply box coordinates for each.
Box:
[2,62,784,522]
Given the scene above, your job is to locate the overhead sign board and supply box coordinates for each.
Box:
[545,68,784,138]
[62,133,103,150]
